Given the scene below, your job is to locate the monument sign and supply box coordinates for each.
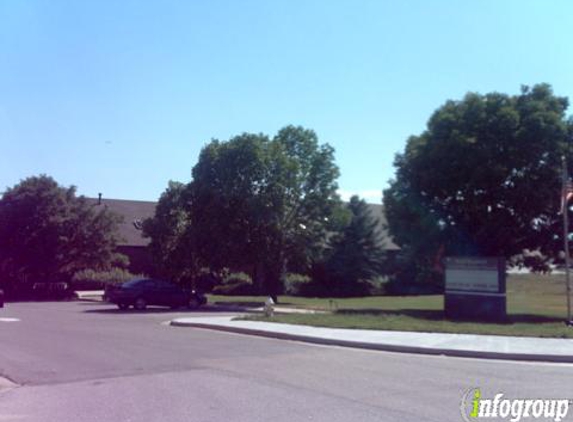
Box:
[444,256,506,321]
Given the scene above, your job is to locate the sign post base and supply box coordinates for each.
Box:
[444,293,506,321]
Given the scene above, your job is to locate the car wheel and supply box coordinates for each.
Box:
[118,303,129,310]
[134,297,147,311]
[188,296,200,310]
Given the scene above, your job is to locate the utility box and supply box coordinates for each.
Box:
[444,257,506,321]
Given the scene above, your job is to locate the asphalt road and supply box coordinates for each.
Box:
[1,301,573,422]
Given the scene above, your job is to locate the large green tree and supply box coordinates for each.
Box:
[142,181,195,284]
[0,175,124,293]
[189,133,270,274]
[383,84,572,283]
[189,126,341,299]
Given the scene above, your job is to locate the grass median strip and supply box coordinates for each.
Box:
[237,312,573,338]
[217,274,573,338]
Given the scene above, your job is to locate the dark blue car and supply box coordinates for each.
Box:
[106,278,207,311]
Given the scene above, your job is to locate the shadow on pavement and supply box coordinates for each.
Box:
[83,304,259,315]
[211,301,264,308]
[211,300,298,307]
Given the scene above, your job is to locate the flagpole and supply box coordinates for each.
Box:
[562,156,572,324]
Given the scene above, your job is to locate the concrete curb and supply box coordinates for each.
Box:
[170,320,573,364]
[75,297,103,303]
[0,376,18,392]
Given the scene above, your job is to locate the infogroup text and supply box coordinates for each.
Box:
[461,388,570,422]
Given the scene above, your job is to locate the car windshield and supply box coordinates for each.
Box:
[121,279,149,288]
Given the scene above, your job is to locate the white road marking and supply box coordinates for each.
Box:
[0,318,20,322]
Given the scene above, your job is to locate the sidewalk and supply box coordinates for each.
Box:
[74,290,104,301]
[171,316,573,363]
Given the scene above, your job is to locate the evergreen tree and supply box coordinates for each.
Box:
[325,195,386,296]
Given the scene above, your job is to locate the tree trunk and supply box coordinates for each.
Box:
[266,263,280,304]
[266,250,286,304]
[254,262,265,295]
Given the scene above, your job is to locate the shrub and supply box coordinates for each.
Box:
[212,280,255,295]
[71,268,144,290]
[210,272,256,295]
[307,263,373,297]
[368,276,389,296]
[383,252,445,295]
[283,273,312,296]
[223,272,252,285]
[383,279,442,296]
[194,271,221,293]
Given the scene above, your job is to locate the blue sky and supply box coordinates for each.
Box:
[1,0,572,203]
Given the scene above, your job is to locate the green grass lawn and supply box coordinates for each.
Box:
[211,274,573,338]
[208,292,444,311]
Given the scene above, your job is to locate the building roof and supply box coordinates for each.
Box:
[86,197,156,247]
[86,197,399,251]
[365,203,400,251]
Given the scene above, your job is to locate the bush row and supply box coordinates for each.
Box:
[71,268,144,290]
[70,268,440,298]
[210,272,405,297]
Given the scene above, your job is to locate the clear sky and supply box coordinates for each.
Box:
[1,0,572,203]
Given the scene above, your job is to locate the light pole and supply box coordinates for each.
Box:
[562,156,572,324]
